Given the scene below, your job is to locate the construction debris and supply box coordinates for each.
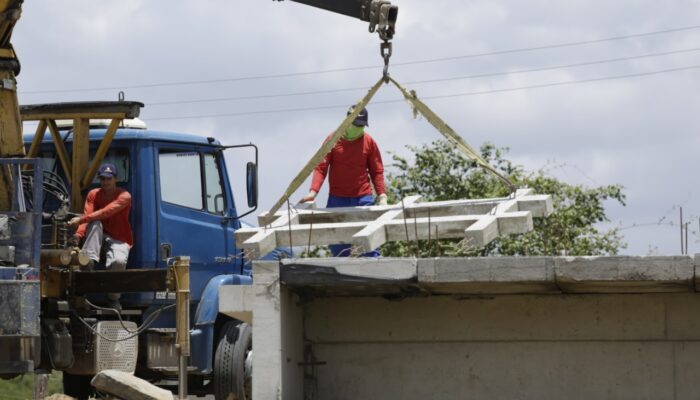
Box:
[90,370,174,400]
[238,188,552,258]
[43,395,76,400]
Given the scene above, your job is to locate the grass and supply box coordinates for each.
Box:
[0,372,63,400]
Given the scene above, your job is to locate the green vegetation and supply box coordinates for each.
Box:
[0,372,63,400]
[381,140,626,257]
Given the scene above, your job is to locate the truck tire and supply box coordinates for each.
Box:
[214,321,252,400]
[62,372,95,400]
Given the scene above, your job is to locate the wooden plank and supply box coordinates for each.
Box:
[20,101,143,121]
[70,118,89,212]
[47,119,72,183]
[21,112,132,121]
[25,120,47,159]
[72,269,168,295]
[81,118,122,190]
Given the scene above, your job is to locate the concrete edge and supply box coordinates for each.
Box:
[248,256,700,297]
[554,256,695,294]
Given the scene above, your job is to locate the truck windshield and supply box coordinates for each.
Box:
[34,148,130,184]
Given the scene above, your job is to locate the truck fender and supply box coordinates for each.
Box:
[190,273,252,374]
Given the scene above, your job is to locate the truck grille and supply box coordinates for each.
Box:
[94,321,138,374]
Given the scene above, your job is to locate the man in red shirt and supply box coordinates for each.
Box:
[300,107,387,257]
[68,163,132,311]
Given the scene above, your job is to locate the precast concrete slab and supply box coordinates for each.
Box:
[554,255,695,293]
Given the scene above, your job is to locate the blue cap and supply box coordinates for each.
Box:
[97,163,117,178]
[347,106,369,127]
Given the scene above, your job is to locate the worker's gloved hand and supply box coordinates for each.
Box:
[376,193,388,206]
[67,216,81,228]
[68,234,80,247]
[299,190,317,204]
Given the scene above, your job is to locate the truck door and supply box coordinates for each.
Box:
[155,145,232,300]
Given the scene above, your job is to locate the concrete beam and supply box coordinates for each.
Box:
[418,257,557,294]
[351,195,421,251]
[244,192,553,255]
[279,258,418,297]
[554,256,695,293]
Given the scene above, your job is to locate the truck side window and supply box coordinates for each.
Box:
[159,151,203,210]
[203,153,225,214]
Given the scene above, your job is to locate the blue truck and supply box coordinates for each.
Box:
[0,101,259,399]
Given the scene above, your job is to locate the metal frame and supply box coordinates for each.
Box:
[20,101,144,212]
[0,158,43,268]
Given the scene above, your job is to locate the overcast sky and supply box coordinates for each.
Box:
[15,0,700,256]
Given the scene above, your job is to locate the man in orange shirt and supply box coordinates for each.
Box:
[300,107,387,257]
[68,163,132,311]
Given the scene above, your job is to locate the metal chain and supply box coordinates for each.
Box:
[380,39,392,83]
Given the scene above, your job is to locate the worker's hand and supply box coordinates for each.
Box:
[376,193,388,206]
[299,190,317,204]
[68,234,81,247]
[67,216,81,228]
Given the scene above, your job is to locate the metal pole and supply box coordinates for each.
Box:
[33,372,49,400]
[171,256,191,400]
[680,207,684,254]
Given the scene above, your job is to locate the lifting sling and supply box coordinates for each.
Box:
[266,75,516,219]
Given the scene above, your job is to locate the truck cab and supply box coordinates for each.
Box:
[11,102,257,399]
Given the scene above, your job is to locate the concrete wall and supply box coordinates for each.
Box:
[220,255,700,400]
[306,293,700,400]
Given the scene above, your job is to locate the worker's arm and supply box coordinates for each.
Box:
[300,153,331,203]
[73,190,97,239]
[367,138,387,204]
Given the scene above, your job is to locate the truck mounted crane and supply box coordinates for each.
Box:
[0,1,398,399]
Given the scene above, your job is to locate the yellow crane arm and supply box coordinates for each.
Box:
[0,0,23,211]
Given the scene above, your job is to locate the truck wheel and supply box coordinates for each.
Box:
[62,372,95,400]
[214,321,252,400]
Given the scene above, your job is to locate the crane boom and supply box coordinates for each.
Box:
[0,0,23,211]
[286,0,398,39]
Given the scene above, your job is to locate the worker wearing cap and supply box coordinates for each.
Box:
[300,106,387,257]
[67,163,132,311]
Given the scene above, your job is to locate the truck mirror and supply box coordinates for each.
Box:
[221,143,257,220]
[246,162,258,208]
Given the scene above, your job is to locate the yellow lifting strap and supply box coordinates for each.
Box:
[388,77,516,190]
[266,76,386,218]
[266,76,515,218]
